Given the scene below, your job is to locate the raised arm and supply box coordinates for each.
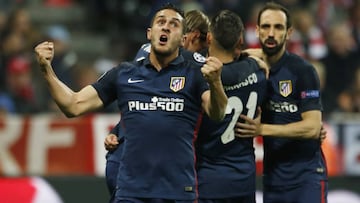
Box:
[201,56,227,121]
[34,41,103,117]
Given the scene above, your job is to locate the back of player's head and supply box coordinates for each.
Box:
[257,2,292,29]
[149,3,186,34]
[210,10,244,51]
[185,10,210,42]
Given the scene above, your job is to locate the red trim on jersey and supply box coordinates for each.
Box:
[320,147,328,203]
[320,147,329,177]
[193,110,204,199]
[320,180,326,203]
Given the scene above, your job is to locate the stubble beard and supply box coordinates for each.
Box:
[260,39,285,57]
[153,46,173,57]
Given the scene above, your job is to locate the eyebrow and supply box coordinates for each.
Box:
[260,22,284,27]
[156,14,182,23]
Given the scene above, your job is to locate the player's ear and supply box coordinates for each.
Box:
[206,32,212,45]
[255,25,260,39]
[192,30,201,40]
[238,34,244,47]
[185,31,196,43]
[181,34,186,46]
[286,27,293,41]
[146,28,152,40]
[234,34,244,58]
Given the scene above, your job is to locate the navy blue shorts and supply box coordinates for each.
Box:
[113,197,196,203]
[263,180,328,203]
[106,160,120,196]
[198,194,255,203]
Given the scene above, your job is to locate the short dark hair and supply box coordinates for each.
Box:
[257,2,292,29]
[210,10,244,51]
[149,3,186,33]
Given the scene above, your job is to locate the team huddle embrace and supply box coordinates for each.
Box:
[35,2,327,203]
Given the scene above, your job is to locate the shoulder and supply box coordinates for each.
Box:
[226,56,262,74]
[222,57,266,86]
[134,43,151,62]
[287,52,313,69]
[117,61,139,71]
[181,49,206,65]
[284,54,320,85]
[97,61,137,81]
[192,52,207,63]
[238,56,260,69]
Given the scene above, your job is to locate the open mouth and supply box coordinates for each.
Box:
[159,35,168,44]
[265,39,277,48]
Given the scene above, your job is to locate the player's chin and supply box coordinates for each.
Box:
[153,47,174,56]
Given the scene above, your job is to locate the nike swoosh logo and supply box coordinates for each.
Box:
[128,78,144,83]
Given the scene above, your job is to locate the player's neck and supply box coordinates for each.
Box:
[149,50,179,71]
[208,46,233,64]
[268,49,285,66]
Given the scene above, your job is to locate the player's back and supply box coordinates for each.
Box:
[196,56,267,198]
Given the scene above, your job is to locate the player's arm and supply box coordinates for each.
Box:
[241,48,269,78]
[201,56,227,121]
[260,110,322,139]
[319,124,327,143]
[35,41,103,117]
[241,48,265,60]
[248,55,269,79]
[236,109,322,139]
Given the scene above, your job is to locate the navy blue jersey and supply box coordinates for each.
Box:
[134,43,151,61]
[92,54,209,200]
[105,44,203,163]
[196,57,267,198]
[261,51,327,186]
[104,44,210,198]
[105,43,151,164]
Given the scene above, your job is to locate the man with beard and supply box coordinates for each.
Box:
[235,2,327,203]
[34,3,227,203]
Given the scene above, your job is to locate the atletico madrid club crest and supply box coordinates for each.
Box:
[279,80,292,97]
[170,77,185,92]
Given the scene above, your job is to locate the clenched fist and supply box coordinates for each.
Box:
[201,56,223,84]
[34,41,54,73]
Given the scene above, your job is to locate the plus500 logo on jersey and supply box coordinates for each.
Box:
[128,96,185,111]
[268,100,298,113]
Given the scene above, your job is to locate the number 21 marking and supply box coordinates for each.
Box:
[221,92,258,144]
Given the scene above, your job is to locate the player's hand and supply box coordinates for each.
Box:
[242,48,265,59]
[242,48,269,79]
[235,107,262,138]
[104,134,119,151]
[201,56,223,84]
[319,123,327,144]
[248,55,270,79]
[34,41,54,72]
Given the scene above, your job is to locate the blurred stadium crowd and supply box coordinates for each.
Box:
[0,0,360,119]
[1,2,360,201]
